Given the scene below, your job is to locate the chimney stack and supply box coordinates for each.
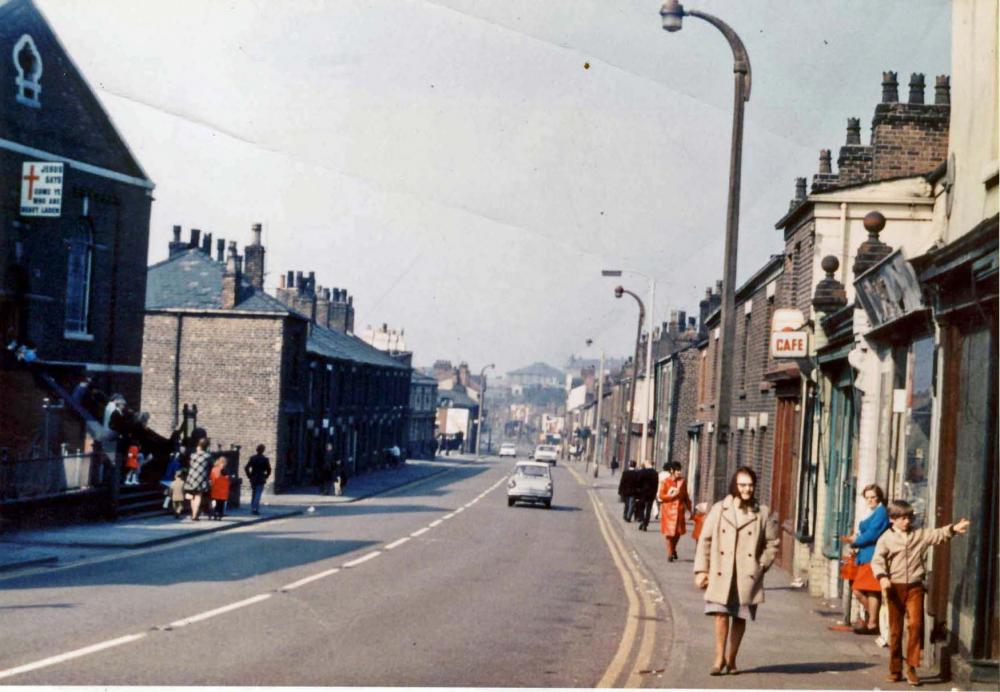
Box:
[201,232,212,256]
[244,223,265,290]
[189,228,201,249]
[315,286,331,328]
[216,238,225,263]
[168,224,188,257]
[934,75,950,105]
[818,149,832,174]
[881,71,899,103]
[221,241,242,309]
[795,177,807,200]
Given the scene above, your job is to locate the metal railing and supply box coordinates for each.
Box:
[0,451,106,502]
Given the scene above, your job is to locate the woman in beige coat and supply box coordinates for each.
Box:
[694,466,779,675]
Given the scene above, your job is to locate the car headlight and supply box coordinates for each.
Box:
[507,479,516,489]
[545,482,552,491]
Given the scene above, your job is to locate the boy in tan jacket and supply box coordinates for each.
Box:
[870,499,970,686]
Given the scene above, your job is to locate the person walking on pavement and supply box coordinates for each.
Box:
[635,462,660,531]
[183,437,212,521]
[245,444,271,515]
[870,500,970,686]
[653,463,669,521]
[209,458,230,520]
[618,461,639,522]
[694,466,780,676]
[846,484,890,635]
[658,461,693,561]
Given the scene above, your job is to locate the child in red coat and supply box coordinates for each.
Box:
[209,459,230,521]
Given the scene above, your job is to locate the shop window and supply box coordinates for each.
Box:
[823,376,857,558]
[795,386,818,541]
[900,336,934,526]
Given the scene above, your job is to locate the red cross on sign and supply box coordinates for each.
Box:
[22,164,39,198]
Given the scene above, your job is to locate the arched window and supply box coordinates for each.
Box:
[13,34,43,108]
[65,216,94,335]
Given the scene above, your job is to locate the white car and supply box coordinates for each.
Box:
[498,443,517,458]
[507,461,553,508]
[532,444,559,465]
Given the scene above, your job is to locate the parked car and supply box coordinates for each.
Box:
[507,461,553,508]
[499,443,517,458]
[532,444,559,465]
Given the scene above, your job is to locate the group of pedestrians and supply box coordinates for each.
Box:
[158,439,273,520]
[611,457,973,685]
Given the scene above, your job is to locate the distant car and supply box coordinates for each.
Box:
[533,444,559,465]
[507,461,553,508]
[499,443,517,458]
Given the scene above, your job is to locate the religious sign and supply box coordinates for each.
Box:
[20,161,63,217]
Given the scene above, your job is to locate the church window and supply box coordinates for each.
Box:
[65,216,95,336]
[13,34,43,108]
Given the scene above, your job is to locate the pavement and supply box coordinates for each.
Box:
[571,459,993,691]
[0,458,455,573]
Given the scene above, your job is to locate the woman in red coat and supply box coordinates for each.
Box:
[209,458,230,521]
[658,461,693,562]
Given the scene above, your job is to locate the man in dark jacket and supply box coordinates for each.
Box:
[244,444,272,515]
[635,462,660,531]
[618,461,639,522]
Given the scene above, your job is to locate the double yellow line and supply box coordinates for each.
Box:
[567,465,659,688]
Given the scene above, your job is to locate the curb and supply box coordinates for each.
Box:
[0,554,59,573]
[2,509,303,550]
[263,467,454,506]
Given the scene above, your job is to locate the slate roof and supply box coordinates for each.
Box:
[437,387,478,409]
[508,361,564,378]
[146,249,294,314]
[307,323,409,371]
[412,372,439,385]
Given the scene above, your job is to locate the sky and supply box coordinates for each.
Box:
[35,0,951,375]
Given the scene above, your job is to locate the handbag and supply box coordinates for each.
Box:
[839,552,858,580]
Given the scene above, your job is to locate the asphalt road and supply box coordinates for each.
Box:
[0,457,648,687]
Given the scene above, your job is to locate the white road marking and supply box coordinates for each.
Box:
[442,513,455,520]
[428,519,443,527]
[0,633,147,681]
[410,527,430,537]
[280,567,340,591]
[343,551,381,568]
[454,507,465,513]
[168,593,272,628]
[385,537,410,550]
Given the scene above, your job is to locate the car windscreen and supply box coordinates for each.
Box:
[538,446,556,452]
[516,466,549,478]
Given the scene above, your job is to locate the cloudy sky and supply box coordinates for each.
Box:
[36,0,950,375]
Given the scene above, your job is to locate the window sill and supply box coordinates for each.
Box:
[64,331,94,342]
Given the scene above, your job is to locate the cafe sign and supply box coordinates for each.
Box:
[770,308,808,358]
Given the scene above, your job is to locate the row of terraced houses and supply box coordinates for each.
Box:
[569,5,997,685]
[0,0,437,519]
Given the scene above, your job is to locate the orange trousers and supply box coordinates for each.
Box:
[885,583,924,674]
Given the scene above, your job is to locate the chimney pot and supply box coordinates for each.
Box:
[934,75,950,105]
[251,223,262,246]
[819,149,832,174]
[172,225,181,242]
[202,232,212,255]
[846,117,861,145]
[908,73,925,104]
[216,238,225,262]
[795,177,807,200]
[286,270,294,288]
[882,70,899,103]
[295,271,304,293]
[307,271,316,293]
[190,228,201,248]
[279,274,286,289]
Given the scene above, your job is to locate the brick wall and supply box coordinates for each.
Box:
[669,346,701,471]
[141,312,289,490]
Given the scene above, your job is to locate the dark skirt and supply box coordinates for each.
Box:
[704,571,757,621]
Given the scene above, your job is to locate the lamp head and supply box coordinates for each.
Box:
[660,0,685,32]
[585,339,593,347]
[614,286,624,299]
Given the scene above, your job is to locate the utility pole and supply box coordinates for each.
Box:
[592,349,605,478]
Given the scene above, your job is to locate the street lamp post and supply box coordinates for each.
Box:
[660,0,750,498]
[584,339,606,478]
[604,269,656,469]
[614,285,645,470]
[475,363,494,459]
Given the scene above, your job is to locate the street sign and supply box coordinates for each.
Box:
[20,161,63,217]
[770,331,808,358]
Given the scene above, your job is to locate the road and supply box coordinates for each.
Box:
[0,457,668,687]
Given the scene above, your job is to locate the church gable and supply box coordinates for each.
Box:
[0,0,149,182]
